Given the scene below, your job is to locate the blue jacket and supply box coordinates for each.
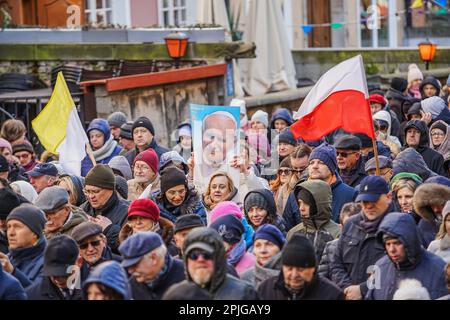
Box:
[153,188,207,225]
[8,236,46,288]
[83,260,131,300]
[282,175,356,230]
[124,138,169,166]
[330,204,395,296]
[0,265,27,300]
[367,213,449,300]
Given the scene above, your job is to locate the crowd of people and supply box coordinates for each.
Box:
[0,64,450,300]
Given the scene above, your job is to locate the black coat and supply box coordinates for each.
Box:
[258,273,344,300]
[330,205,394,296]
[338,157,367,188]
[209,274,260,300]
[0,231,8,254]
[80,246,122,282]
[124,139,169,165]
[26,277,83,300]
[129,255,185,300]
[81,192,129,252]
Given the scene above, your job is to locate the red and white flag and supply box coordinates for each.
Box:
[290,55,375,141]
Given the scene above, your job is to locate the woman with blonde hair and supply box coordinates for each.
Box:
[56,174,86,207]
[202,171,239,221]
[390,172,422,223]
[0,119,27,145]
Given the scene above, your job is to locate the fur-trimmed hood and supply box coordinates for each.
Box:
[413,183,450,221]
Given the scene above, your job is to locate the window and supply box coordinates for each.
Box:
[85,0,113,25]
[159,0,187,27]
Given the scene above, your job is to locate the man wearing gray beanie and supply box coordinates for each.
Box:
[107,112,127,141]
[0,204,47,288]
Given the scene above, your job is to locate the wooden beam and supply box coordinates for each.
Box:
[105,63,227,92]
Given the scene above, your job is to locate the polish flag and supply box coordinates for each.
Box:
[290,55,375,141]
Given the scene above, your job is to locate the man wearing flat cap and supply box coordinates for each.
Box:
[333,135,367,188]
[34,186,88,240]
[71,221,122,282]
[26,235,83,300]
[364,155,393,183]
[118,231,185,300]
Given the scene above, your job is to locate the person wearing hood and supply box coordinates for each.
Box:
[428,201,450,263]
[209,201,254,249]
[107,111,127,142]
[366,212,448,300]
[0,204,46,288]
[118,199,178,256]
[172,122,192,162]
[0,189,29,254]
[180,227,259,299]
[241,224,285,288]
[72,221,122,282]
[420,76,441,99]
[287,180,341,260]
[270,108,293,134]
[83,260,130,300]
[202,172,240,218]
[390,172,423,224]
[258,234,344,300]
[108,156,133,181]
[407,64,423,99]
[119,231,185,300]
[56,174,86,207]
[373,110,402,152]
[333,135,367,188]
[153,166,206,225]
[124,116,169,166]
[81,118,123,177]
[429,120,450,161]
[26,235,82,300]
[393,148,437,182]
[331,176,395,300]
[368,94,402,140]
[244,189,286,233]
[159,150,189,175]
[404,120,446,176]
[210,215,256,275]
[34,186,87,240]
[127,148,161,201]
[10,180,37,203]
[413,183,450,247]
[80,164,129,252]
[421,96,450,125]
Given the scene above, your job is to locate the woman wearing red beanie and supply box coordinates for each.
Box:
[118,198,178,255]
[127,149,161,201]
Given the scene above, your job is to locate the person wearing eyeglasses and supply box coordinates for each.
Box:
[152,166,206,225]
[34,186,87,240]
[429,120,450,162]
[270,157,293,214]
[119,231,185,300]
[12,141,38,174]
[127,148,160,201]
[80,164,129,252]
[179,227,259,300]
[333,135,367,188]
[364,156,394,183]
[72,221,122,283]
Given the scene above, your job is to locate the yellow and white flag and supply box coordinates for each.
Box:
[32,72,88,176]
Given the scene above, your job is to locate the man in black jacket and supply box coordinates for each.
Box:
[258,234,343,300]
[80,164,128,252]
[26,235,82,300]
[119,231,185,300]
[404,120,446,176]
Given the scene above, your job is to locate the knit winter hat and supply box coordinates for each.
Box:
[209,214,245,245]
[132,116,155,136]
[296,188,318,216]
[6,204,46,237]
[107,112,127,128]
[393,279,430,300]
[309,143,338,174]
[251,110,269,128]
[0,189,24,220]
[109,156,133,181]
[253,224,285,250]
[85,164,116,190]
[281,234,316,268]
[390,77,408,93]
[134,148,158,174]
[278,128,297,146]
[128,198,160,222]
[244,192,268,214]
[12,141,34,154]
[210,201,243,223]
[0,138,12,154]
[120,121,133,140]
[407,64,424,83]
[279,156,292,169]
[432,122,447,134]
[160,166,188,195]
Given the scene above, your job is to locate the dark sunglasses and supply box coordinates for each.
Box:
[79,240,101,250]
[187,250,213,261]
[278,168,292,175]
[336,151,357,158]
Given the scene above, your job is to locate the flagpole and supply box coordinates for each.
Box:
[371,139,380,176]
[86,143,97,166]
